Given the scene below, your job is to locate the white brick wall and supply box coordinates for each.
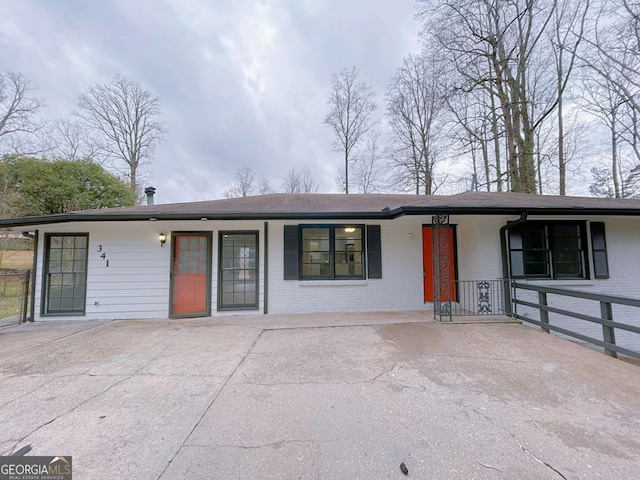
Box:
[267,217,426,314]
[506,216,640,353]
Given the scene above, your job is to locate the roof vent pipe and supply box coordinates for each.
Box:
[144,186,156,206]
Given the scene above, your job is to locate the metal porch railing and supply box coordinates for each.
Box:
[434,279,508,321]
[512,282,640,361]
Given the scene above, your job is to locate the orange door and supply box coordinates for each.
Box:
[171,234,210,316]
[422,226,456,302]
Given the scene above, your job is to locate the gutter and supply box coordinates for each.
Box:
[2,205,640,229]
[499,212,528,316]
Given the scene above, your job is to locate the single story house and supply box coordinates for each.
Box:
[1,191,639,348]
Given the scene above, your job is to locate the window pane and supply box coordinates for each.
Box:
[510,251,524,277]
[334,227,363,278]
[551,224,584,278]
[509,230,522,250]
[522,225,546,249]
[523,249,549,276]
[301,228,331,278]
[302,264,322,276]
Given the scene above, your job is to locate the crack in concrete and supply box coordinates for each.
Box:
[230,363,401,388]
[0,377,58,410]
[0,320,117,363]
[190,439,314,450]
[2,340,173,456]
[157,329,265,480]
[470,407,567,480]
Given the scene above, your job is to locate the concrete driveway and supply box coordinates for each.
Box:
[1,312,639,479]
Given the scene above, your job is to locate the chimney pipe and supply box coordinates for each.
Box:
[144,186,156,206]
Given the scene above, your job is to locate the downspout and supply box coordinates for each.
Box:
[499,212,527,316]
[22,230,38,322]
[263,221,268,315]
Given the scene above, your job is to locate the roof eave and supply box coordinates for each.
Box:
[402,206,640,216]
[2,204,638,229]
[0,210,404,228]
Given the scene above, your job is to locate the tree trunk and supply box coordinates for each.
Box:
[344,150,349,194]
[557,65,566,195]
[612,111,620,198]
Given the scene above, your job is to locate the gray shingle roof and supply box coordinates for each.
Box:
[2,192,640,228]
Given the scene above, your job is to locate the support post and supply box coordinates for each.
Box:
[600,301,617,358]
[432,214,451,322]
[538,291,549,333]
[21,270,30,323]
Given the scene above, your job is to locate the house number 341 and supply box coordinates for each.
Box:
[97,245,110,267]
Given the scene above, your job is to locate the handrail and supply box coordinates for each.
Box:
[512,281,640,361]
[512,282,640,308]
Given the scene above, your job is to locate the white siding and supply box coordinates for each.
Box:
[33,220,266,321]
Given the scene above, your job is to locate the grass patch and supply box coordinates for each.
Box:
[0,250,33,270]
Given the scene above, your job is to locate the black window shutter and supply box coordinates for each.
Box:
[283,225,299,280]
[590,222,609,279]
[367,225,382,279]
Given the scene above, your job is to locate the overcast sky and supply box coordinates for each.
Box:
[1,0,422,204]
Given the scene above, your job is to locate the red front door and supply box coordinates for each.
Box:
[422,226,456,302]
[171,234,211,316]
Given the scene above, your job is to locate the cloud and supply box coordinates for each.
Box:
[1,0,420,202]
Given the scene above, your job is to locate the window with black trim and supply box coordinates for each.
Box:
[508,222,589,279]
[300,225,364,279]
[43,234,88,315]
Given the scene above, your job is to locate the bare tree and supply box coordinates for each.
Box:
[257,178,274,195]
[418,0,560,194]
[324,66,376,194]
[281,168,302,194]
[386,52,446,194]
[0,72,46,155]
[581,69,629,198]
[281,167,319,193]
[47,119,100,161]
[589,166,615,198]
[76,75,164,195]
[579,1,640,113]
[224,166,257,198]
[548,0,590,194]
[352,131,386,193]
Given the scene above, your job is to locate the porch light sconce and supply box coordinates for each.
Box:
[344,227,356,233]
[159,233,167,247]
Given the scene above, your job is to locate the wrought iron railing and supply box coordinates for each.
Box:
[433,279,508,321]
[512,282,640,360]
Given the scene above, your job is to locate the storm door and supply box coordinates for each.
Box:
[218,232,259,310]
[170,233,212,317]
[422,225,457,302]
